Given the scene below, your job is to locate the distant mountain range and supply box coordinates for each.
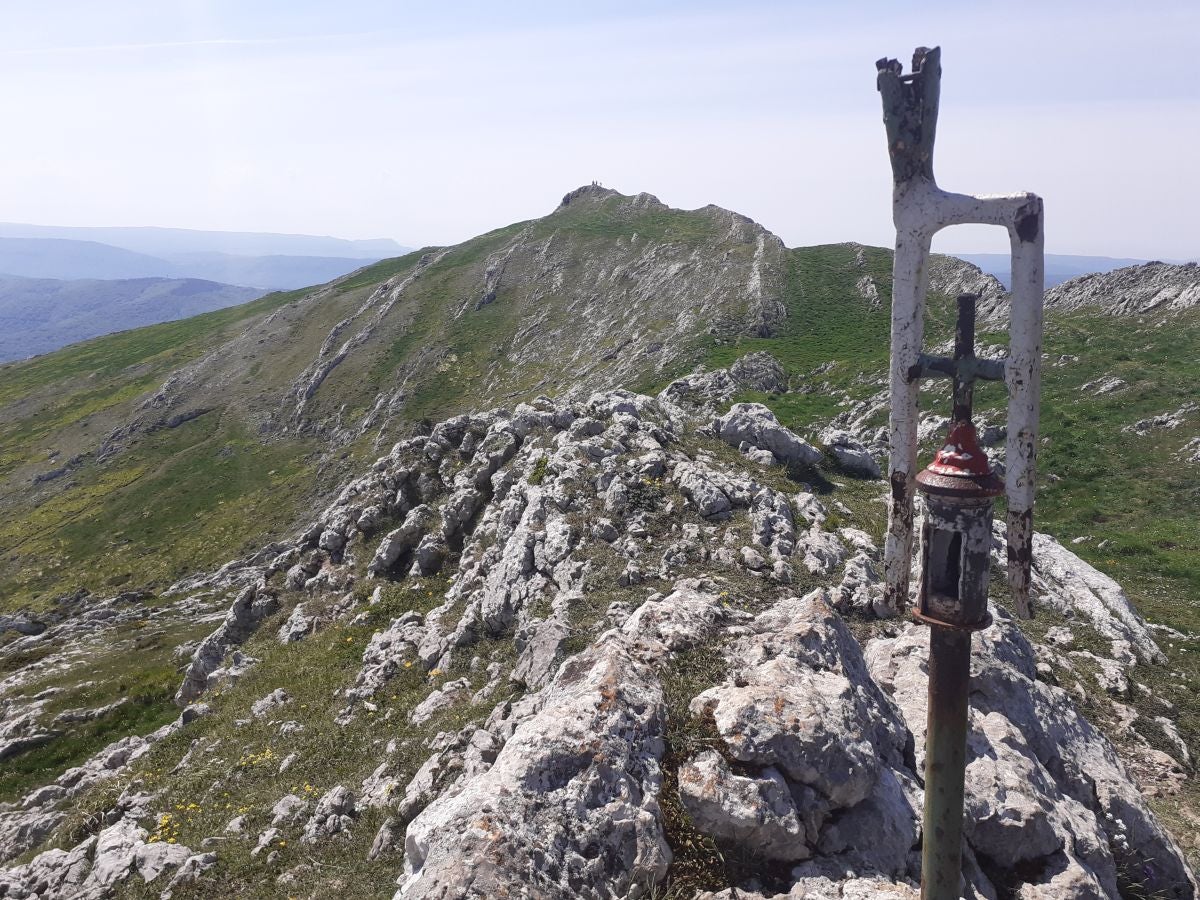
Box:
[0,223,402,261]
[958,252,1196,288]
[0,224,411,361]
[0,275,263,362]
[0,224,411,290]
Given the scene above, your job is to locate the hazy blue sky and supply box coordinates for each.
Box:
[2,1,1197,258]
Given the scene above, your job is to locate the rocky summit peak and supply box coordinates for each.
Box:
[556,183,667,213]
[557,182,622,208]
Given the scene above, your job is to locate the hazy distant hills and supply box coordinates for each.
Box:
[0,223,410,360]
[150,251,401,291]
[0,222,402,261]
[0,275,263,362]
[959,253,1173,288]
[0,224,410,290]
[0,238,176,281]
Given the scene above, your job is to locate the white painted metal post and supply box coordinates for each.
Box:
[1005,228,1044,618]
[884,229,932,608]
[878,48,1044,618]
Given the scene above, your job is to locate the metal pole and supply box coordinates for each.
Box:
[922,626,971,900]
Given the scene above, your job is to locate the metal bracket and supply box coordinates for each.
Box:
[912,606,994,633]
[877,47,1044,620]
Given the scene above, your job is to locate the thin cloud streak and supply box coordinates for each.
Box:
[0,32,389,58]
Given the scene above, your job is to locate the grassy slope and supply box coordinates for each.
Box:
[0,200,741,800]
[0,289,319,608]
[0,198,743,614]
[699,244,1198,646]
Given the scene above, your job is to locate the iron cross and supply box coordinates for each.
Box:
[905,293,1005,425]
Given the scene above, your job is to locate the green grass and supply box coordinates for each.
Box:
[0,415,317,609]
[0,666,180,804]
[20,576,523,898]
[707,244,892,375]
[0,608,220,803]
[330,250,426,293]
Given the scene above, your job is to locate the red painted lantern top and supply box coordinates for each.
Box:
[916,420,1004,498]
[928,421,992,476]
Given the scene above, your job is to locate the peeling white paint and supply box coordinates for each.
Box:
[877,72,1044,619]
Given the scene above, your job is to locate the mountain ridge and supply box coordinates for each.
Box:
[0,186,1194,896]
[0,223,406,260]
[0,275,264,363]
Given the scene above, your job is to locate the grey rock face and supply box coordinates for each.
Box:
[795,527,846,575]
[691,593,910,836]
[409,678,471,726]
[399,635,671,899]
[0,816,198,898]
[1046,260,1200,317]
[175,583,278,706]
[1010,528,1165,664]
[277,602,315,643]
[819,427,881,478]
[866,615,1195,898]
[346,610,425,705]
[672,461,733,518]
[251,687,291,718]
[369,505,438,575]
[678,751,811,861]
[715,403,822,468]
[698,875,919,900]
[302,786,357,843]
[1123,401,1197,436]
[271,794,309,827]
[1178,436,1200,463]
[658,368,738,413]
[730,351,788,394]
[163,851,217,893]
[926,253,1008,323]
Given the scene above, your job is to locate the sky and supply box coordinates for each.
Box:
[1,1,1197,259]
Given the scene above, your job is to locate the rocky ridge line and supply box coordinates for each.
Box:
[0,372,1193,898]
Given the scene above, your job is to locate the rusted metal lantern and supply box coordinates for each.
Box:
[911,293,1003,900]
[915,422,1002,632]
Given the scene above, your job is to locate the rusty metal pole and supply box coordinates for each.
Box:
[922,626,971,899]
[876,47,1044,620]
[911,295,1003,900]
